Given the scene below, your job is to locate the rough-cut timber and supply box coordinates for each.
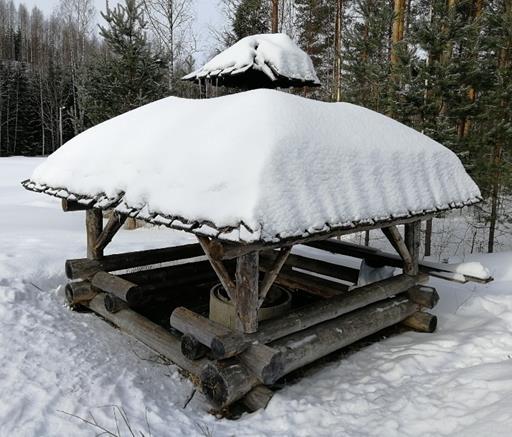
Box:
[61,198,89,212]
[65,281,96,305]
[265,265,349,297]
[84,293,206,376]
[404,221,421,276]
[170,307,250,359]
[202,296,419,407]
[258,247,291,307]
[181,334,208,360]
[242,385,274,412]
[403,311,437,333]
[407,286,439,309]
[104,294,128,313]
[86,209,103,259]
[273,297,418,376]
[197,237,236,300]
[92,271,137,302]
[65,243,204,279]
[304,239,491,283]
[94,212,127,254]
[176,274,417,360]
[234,252,260,333]
[382,225,413,272]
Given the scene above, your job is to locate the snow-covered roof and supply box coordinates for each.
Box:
[182,33,320,88]
[23,89,481,244]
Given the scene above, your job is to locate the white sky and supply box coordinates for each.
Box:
[15,0,226,64]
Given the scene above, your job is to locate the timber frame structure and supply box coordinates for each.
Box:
[51,195,490,412]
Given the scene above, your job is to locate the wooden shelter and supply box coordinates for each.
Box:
[22,50,488,410]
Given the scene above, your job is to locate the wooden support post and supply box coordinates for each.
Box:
[94,212,127,254]
[404,221,421,276]
[86,209,103,259]
[382,225,413,273]
[84,293,206,377]
[197,236,236,300]
[235,251,260,333]
[403,311,437,333]
[65,281,96,305]
[258,247,291,307]
[65,243,204,279]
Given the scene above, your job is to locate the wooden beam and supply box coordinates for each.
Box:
[84,293,206,377]
[181,334,209,360]
[258,247,291,308]
[65,281,96,305]
[197,236,236,301]
[201,296,419,408]
[267,266,349,298]
[407,286,439,309]
[86,209,103,259]
[91,271,138,302]
[62,198,90,211]
[65,243,204,279]
[94,212,127,254]
[235,252,260,333]
[173,274,417,359]
[210,213,438,260]
[403,311,437,333]
[242,386,274,412]
[261,250,360,283]
[304,239,491,284]
[382,225,414,272]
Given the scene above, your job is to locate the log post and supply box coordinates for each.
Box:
[181,334,209,360]
[242,385,274,412]
[404,221,421,276]
[382,225,413,273]
[407,286,439,309]
[234,251,260,333]
[86,209,103,259]
[104,294,128,313]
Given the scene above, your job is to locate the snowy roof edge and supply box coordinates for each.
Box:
[22,179,482,245]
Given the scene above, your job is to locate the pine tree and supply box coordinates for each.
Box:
[232,0,270,40]
[84,0,166,125]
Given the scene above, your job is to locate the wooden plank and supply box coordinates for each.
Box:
[258,247,291,308]
[234,252,260,333]
[84,293,206,376]
[65,243,204,279]
[197,236,236,301]
[86,209,103,259]
[94,212,127,253]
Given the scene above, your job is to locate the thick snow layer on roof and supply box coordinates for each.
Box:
[182,33,320,86]
[27,89,481,243]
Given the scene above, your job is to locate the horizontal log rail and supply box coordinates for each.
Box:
[304,239,492,283]
[65,243,205,279]
[201,296,419,408]
[171,274,418,360]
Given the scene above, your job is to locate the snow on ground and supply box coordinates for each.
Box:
[2,156,512,437]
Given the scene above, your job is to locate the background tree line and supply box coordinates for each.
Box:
[0,0,510,253]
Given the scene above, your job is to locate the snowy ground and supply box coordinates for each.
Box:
[1,156,512,437]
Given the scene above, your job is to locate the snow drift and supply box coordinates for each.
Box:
[26,89,481,243]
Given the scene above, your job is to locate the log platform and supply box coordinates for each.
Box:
[62,211,475,414]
